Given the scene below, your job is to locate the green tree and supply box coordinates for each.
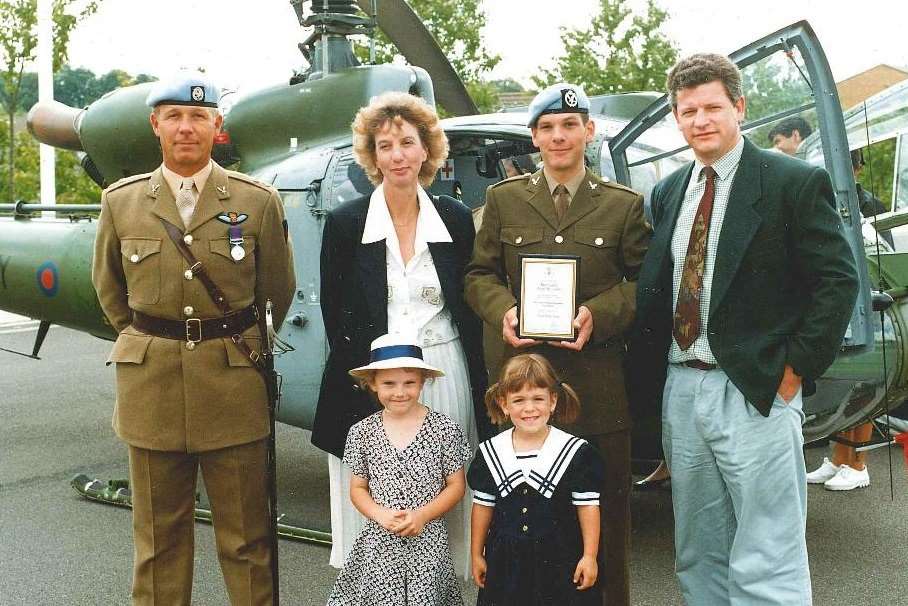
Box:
[534,0,678,96]
[0,0,99,201]
[353,0,501,113]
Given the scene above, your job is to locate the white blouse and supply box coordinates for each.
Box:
[361,184,459,347]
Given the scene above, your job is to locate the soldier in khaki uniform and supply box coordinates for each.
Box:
[464,83,649,606]
[91,72,295,605]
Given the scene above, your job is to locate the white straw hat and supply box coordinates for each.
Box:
[348,333,444,379]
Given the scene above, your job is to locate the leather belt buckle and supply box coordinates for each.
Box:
[186,318,202,343]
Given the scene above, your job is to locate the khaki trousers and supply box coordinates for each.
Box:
[587,430,632,606]
[128,440,273,605]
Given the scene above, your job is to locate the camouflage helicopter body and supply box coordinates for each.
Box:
[0,2,900,466]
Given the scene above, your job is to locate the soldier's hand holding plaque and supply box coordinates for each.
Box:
[517,254,580,341]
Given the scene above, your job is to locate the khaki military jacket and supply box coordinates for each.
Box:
[92,163,295,452]
[465,168,649,435]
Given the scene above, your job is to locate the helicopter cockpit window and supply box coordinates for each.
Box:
[427,134,538,211]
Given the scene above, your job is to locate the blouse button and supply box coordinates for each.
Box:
[521,507,528,514]
[522,488,528,495]
[554,235,564,244]
[522,525,529,532]
[515,236,523,244]
[595,237,604,246]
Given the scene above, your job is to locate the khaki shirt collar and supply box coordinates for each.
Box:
[161,160,213,197]
[543,165,587,199]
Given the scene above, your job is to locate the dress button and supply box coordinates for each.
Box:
[522,525,528,532]
[185,341,196,351]
[522,507,528,514]
[554,235,564,244]
[183,306,194,316]
[515,236,523,244]
[184,270,194,280]
[522,488,527,495]
[183,234,193,245]
[595,237,604,246]
[129,254,139,263]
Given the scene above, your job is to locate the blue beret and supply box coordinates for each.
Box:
[146,71,221,108]
[527,82,590,127]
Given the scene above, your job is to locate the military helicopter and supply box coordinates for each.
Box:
[0,1,901,527]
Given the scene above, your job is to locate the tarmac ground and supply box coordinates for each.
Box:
[1,314,906,605]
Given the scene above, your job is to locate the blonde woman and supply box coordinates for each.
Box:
[311,92,492,578]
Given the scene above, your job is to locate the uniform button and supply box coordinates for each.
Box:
[185,341,196,351]
[554,235,564,244]
[522,525,528,532]
[515,236,523,244]
[521,507,528,514]
[183,306,194,316]
[184,270,194,280]
[183,234,193,245]
[595,237,604,246]
[129,254,139,263]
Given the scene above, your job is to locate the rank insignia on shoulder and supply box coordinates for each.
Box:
[217,185,228,196]
[151,183,161,195]
[217,212,249,225]
[589,181,598,190]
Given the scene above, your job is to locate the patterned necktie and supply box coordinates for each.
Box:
[673,166,717,351]
[175,178,195,228]
[553,184,570,221]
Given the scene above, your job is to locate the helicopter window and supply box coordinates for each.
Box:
[427,135,538,211]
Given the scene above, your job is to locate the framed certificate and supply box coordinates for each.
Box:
[517,254,580,341]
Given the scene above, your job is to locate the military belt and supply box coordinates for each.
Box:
[131,305,259,343]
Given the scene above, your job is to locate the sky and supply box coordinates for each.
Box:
[64,0,908,93]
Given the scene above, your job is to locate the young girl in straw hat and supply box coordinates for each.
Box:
[327,333,470,606]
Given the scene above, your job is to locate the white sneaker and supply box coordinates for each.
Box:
[824,465,870,491]
[806,457,839,484]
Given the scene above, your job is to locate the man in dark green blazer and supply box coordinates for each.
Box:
[466,82,650,606]
[629,54,859,605]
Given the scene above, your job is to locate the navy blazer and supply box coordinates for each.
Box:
[627,138,859,418]
[311,193,492,458]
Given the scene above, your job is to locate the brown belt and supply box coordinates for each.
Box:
[683,359,717,371]
[131,305,258,343]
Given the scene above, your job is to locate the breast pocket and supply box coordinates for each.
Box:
[120,238,162,305]
[208,236,257,301]
[573,228,620,289]
[500,226,544,282]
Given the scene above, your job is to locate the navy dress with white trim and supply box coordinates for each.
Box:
[467,427,605,606]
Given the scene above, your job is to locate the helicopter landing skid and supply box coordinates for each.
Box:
[70,474,332,546]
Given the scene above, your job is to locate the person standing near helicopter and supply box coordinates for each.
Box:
[92,71,295,605]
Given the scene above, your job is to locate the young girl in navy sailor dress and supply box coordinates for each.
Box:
[327,334,471,606]
[468,353,605,606]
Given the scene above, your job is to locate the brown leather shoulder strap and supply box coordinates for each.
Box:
[159,218,233,315]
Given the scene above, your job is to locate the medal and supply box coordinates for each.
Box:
[228,225,245,261]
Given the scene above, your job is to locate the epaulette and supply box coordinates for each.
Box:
[601,179,640,196]
[488,173,533,190]
[105,172,151,193]
[226,169,274,193]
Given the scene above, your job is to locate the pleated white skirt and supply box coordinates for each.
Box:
[327,336,478,579]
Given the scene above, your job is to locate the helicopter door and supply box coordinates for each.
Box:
[608,20,873,351]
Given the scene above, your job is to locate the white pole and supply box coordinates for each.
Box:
[37,0,55,218]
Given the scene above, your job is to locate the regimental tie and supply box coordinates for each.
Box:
[673,166,716,351]
[176,178,196,228]
[553,184,570,221]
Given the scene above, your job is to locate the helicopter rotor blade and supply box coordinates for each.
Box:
[355,0,478,116]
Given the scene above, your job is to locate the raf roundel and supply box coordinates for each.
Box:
[36,261,59,297]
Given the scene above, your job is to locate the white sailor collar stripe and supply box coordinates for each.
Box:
[480,427,587,499]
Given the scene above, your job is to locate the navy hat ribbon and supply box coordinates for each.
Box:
[371,344,424,363]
